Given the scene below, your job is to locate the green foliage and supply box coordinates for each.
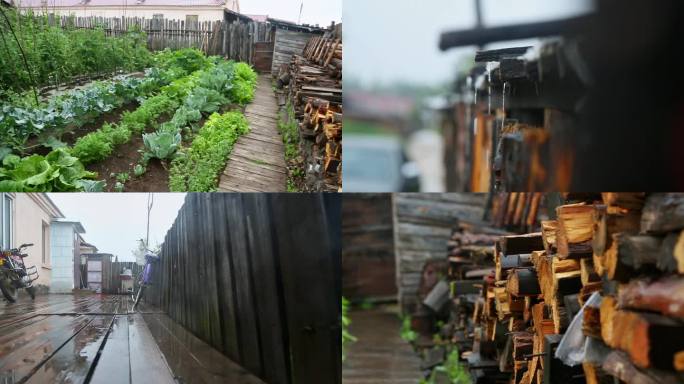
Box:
[0,9,152,96]
[184,87,227,115]
[0,70,165,152]
[71,123,130,164]
[0,148,102,191]
[230,62,257,104]
[342,297,357,361]
[142,130,181,161]
[115,172,129,184]
[153,48,210,75]
[400,315,418,342]
[420,349,472,384]
[278,101,302,191]
[168,111,249,191]
[121,93,178,134]
[70,131,113,164]
[133,163,146,177]
[113,181,124,192]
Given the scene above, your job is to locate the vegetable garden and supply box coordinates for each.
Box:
[0,9,258,191]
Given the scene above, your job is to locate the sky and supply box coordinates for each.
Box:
[48,193,186,262]
[344,0,594,87]
[240,0,341,27]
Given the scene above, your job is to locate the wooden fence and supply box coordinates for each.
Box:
[145,193,341,384]
[50,15,273,64]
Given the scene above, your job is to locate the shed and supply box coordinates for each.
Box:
[50,220,85,293]
[268,18,326,76]
[83,253,113,292]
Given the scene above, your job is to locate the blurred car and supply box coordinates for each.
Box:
[344,135,420,192]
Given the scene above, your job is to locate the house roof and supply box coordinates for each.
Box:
[245,14,267,22]
[18,0,227,7]
[29,193,65,219]
[267,17,326,33]
[54,220,86,234]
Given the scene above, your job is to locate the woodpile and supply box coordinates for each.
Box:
[279,29,342,191]
[429,192,684,384]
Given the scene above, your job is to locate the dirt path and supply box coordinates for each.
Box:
[0,294,265,384]
[218,75,287,192]
[343,307,423,384]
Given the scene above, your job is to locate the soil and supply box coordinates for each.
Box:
[27,102,138,157]
[87,132,170,192]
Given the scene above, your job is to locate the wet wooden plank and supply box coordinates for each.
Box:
[143,313,266,384]
[26,315,114,384]
[0,315,94,381]
[89,316,129,384]
[129,314,175,384]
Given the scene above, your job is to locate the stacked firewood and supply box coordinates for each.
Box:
[439,193,684,384]
[281,29,342,191]
[490,192,544,232]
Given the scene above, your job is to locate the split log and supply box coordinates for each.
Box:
[580,258,600,285]
[604,234,662,282]
[617,277,684,318]
[602,350,684,384]
[641,193,684,234]
[556,204,595,259]
[507,269,541,296]
[583,305,602,339]
[610,310,684,370]
[541,220,558,254]
[500,233,544,255]
[601,192,646,210]
[600,295,618,347]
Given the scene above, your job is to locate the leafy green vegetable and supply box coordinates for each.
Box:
[0,148,101,191]
[133,164,146,177]
[169,111,249,191]
[142,130,182,161]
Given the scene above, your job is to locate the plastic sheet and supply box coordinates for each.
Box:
[554,291,603,366]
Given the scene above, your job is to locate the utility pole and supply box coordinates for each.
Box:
[298,1,304,24]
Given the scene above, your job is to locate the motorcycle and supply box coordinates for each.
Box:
[0,243,38,303]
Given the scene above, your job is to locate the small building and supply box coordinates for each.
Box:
[268,17,327,76]
[50,220,85,293]
[15,0,239,23]
[1,193,64,291]
[222,10,327,75]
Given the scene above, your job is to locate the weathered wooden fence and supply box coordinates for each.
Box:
[50,15,273,64]
[145,193,341,384]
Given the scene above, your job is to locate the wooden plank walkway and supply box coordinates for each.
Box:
[0,294,266,384]
[219,75,287,192]
[343,307,423,384]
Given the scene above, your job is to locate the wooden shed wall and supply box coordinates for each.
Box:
[145,193,341,384]
[271,28,312,75]
[392,193,486,313]
[342,194,396,301]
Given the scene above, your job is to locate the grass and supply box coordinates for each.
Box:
[277,101,303,191]
[420,348,472,384]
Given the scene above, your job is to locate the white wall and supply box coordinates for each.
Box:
[13,194,54,288]
[24,6,229,22]
[50,222,76,293]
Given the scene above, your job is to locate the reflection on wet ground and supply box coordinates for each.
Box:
[0,294,265,384]
[342,306,422,384]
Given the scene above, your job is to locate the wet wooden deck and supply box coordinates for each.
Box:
[218,75,287,192]
[343,307,423,384]
[0,294,265,384]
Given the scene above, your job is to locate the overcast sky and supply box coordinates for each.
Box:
[48,193,186,262]
[344,0,594,87]
[240,0,341,26]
